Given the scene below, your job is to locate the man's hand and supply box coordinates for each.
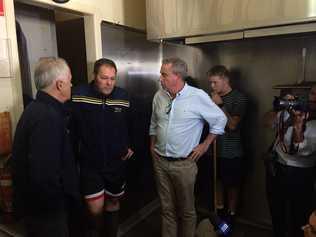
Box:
[302,224,316,237]
[188,142,209,162]
[283,94,295,100]
[211,92,223,105]
[150,147,160,160]
[188,133,217,161]
[302,209,316,237]
[121,148,134,160]
[150,136,160,159]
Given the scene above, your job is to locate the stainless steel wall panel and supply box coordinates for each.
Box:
[101,23,160,221]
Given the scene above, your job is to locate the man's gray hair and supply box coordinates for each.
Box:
[34,57,69,90]
[162,57,188,79]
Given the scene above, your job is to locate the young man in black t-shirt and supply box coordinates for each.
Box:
[208,65,247,224]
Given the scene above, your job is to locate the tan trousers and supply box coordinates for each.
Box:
[153,157,198,237]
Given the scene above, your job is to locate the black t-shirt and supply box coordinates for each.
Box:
[218,89,247,159]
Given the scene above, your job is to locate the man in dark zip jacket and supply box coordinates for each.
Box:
[12,57,79,237]
[71,58,134,237]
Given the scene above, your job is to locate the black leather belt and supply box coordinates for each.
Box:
[160,156,187,162]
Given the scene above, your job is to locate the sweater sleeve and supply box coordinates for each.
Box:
[28,113,64,210]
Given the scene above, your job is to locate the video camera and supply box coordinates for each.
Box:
[273,96,310,112]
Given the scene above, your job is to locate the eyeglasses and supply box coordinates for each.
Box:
[166,100,172,114]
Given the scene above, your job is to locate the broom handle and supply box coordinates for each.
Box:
[213,139,217,215]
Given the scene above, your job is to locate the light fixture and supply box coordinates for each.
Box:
[53,0,70,3]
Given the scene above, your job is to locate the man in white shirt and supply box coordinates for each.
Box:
[149,57,227,237]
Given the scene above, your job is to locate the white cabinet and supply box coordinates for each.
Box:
[146,0,316,40]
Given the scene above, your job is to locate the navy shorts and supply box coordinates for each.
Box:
[80,167,126,201]
[218,157,243,187]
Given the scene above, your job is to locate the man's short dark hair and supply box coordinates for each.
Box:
[207,65,230,79]
[94,58,117,74]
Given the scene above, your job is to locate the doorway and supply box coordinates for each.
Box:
[14,2,88,107]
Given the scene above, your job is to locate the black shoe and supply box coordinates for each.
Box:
[216,208,227,219]
[225,213,235,229]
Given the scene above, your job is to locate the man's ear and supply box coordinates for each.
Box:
[56,80,63,91]
[174,73,182,81]
[223,76,230,85]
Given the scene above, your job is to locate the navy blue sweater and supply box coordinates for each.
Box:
[71,82,132,173]
[12,91,80,217]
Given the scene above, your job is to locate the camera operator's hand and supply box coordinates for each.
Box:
[291,110,309,143]
[211,92,223,105]
[283,94,295,100]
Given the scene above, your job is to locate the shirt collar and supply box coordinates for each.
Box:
[177,83,188,97]
[36,90,65,114]
[164,83,189,99]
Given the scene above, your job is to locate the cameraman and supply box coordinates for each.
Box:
[265,87,316,237]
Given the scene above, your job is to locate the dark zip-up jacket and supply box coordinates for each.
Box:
[71,81,132,172]
[12,91,80,217]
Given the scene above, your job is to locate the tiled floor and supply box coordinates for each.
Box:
[0,207,273,237]
[123,210,273,237]
[122,210,160,237]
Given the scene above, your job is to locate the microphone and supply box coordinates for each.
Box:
[209,212,231,236]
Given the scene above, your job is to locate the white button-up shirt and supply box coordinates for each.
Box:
[149,84,227,158]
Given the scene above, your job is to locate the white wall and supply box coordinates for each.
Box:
[0,0,146,130]
[15,3,58,97]
[0,0,23,129]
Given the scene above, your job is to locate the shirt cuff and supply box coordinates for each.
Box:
[209,128,225,135]
[149,130,157,136]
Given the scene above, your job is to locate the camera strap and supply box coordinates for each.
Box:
[277,111,291,154]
